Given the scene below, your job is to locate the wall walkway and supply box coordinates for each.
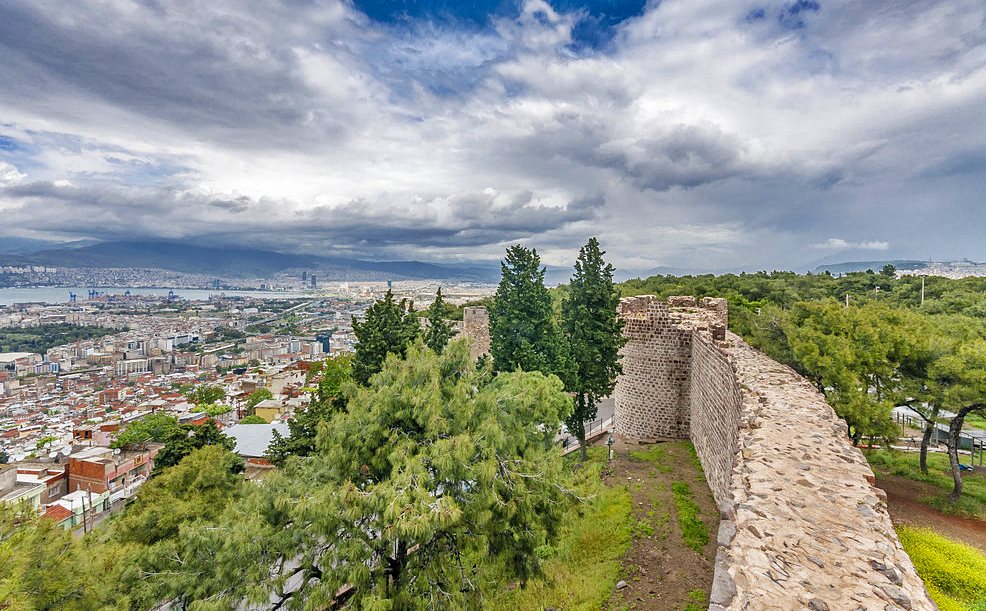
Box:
[614,296,936,611]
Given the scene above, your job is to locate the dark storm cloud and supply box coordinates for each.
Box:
[0,2,369,151]
[0,180,599,253]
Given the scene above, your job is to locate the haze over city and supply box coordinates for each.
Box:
[1,0,984,274]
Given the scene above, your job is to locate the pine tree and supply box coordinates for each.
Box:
[0,504,92,608]
[124,340,575,608]
[267,354,353,465]
[152,420,240,475]
[351,289,420,385]
[424,287,454,354]
[489,245,565,376]
[561,238,626,460]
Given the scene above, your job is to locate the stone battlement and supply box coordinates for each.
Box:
[614,296,935,610]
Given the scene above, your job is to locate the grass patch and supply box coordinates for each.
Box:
[486,446,633,610]
[964,413,986,431]
[897,525,986,610]
[683,588,708,611]
[632,519,655,539]
[685,442,705,476]
[671,481,709,553]
[865,449,986,519]
[630,444,672,473]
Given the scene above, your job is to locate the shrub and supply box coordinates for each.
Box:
[897,525,986,609]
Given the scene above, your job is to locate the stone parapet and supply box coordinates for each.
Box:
[613,296,936,610]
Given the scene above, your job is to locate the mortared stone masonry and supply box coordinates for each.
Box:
[614,295,936,611]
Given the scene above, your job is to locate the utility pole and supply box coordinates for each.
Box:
[81,488,88,534]
[920,276,925,307]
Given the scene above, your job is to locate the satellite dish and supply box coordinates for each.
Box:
[11,454,24,462]
[48,452,58,459]
[113,448,121,455]
[61,446,71,456]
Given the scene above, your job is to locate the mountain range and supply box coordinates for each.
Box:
[1,241,501,283]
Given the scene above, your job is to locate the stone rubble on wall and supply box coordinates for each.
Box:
[613,296,937,611]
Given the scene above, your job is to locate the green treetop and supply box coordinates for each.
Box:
[238,415,268,424]
[783,301,900,444]
[561,238,626,460]
[185,384,225,405]
[351,289,420,385]
[152,420,241,475]
[133,340,574,609]
[106,445,247,609]
[266,354,353,466]
[111,413,180,449]
[489,245,566,377]
[0,504,94,608]
[424,287,455,354]
[243,387,273,416]
[930,339,986,501]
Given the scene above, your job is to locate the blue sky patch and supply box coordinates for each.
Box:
[779,0,820,29]
[352,0,647,50]
[0,135,22,151]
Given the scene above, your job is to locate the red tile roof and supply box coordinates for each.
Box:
[43,504,73,523]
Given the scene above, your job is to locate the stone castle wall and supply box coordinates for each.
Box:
[688,332,742,507]
[461,307,491,360]
[613,297,692,438]
[614,296,936,611]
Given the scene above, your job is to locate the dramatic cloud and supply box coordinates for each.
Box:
[0,0,984,273]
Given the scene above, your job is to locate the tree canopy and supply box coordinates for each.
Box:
[424,287,455,354]
[489,245,566,377]
[352,289,420,385]
[152,420,240,475]
[74,340,574,609]
[111,412,180,449]
[185,384,225,405]
[561,238,625,459]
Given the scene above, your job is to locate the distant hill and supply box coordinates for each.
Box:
[812,260,927,275]
[0,237,99,255]
[7,241,500,282]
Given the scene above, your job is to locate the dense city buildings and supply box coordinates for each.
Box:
[0,281,494,528]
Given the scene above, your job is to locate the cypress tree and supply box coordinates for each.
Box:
[489,245,565,376]
[561,237,626,460]
[352,289,420,385]
[424,287,454,354]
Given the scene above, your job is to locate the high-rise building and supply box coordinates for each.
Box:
[316,334,331,354]
[302,271,308,282]
[310,275,317,289]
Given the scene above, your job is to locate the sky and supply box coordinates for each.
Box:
[0,0,984,274]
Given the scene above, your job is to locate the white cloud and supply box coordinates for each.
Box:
[0,0,983,269]
[0,162,25,186]
[810,238,890,251]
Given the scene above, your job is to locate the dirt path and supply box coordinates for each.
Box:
[604,439,719,611]
[876,475,986,551]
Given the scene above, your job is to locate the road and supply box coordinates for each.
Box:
[557,397,615,449]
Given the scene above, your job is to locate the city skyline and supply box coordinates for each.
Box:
[1,0,984,272]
